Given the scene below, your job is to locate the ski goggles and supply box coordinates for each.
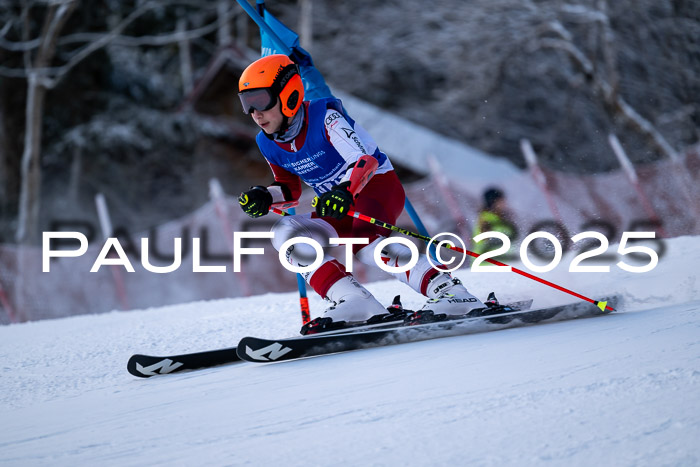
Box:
[238,88,277,114]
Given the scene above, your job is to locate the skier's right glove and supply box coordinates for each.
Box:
[238,186,272,218]
[314,182,354,219]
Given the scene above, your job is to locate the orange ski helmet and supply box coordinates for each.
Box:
[238,54,304,118]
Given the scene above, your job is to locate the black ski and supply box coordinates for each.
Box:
[237,296,620,364]
[127,347,242,378]
[127,298,533,377]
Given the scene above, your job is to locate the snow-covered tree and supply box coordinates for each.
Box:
[0,0,241,244]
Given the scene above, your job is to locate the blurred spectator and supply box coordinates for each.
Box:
[472,187,517,256]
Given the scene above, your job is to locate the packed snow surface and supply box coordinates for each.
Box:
[1,236,699,466]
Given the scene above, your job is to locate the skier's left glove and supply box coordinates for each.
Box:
[239,186,272,218]
[315,181,354,219]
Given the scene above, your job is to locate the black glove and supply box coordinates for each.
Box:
[239,186,272,218]
[315,182,353,219]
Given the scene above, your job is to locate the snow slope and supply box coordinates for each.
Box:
[1,236,699,466]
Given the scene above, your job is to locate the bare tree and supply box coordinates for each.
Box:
[0,0,240,244]
[15,1,78,245]
[3,1,157,244]
[0,98,8,205]
[298,0,313,53]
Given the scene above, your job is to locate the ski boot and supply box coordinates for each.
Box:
[300,276,388,335]
[419,274,484,318]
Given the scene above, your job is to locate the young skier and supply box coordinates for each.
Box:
[237,54,484,333]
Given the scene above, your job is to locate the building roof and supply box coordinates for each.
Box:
[334,90,521,184]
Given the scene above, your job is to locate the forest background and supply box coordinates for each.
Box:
[0,0,697,245]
